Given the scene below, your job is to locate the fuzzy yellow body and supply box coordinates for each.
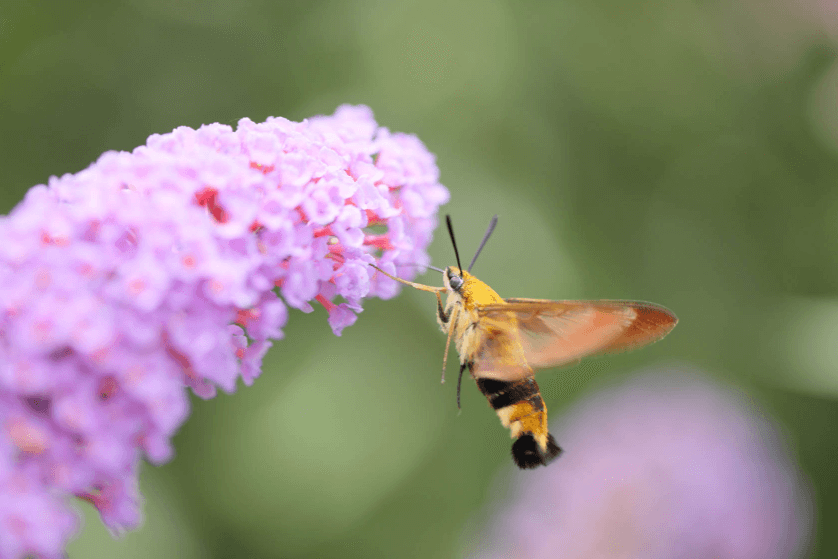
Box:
[440,269,505,362]
[437,268,557,467]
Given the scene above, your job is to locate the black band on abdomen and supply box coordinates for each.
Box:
[476,377,541,410]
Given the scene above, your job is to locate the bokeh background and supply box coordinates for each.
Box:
[2,0,837,557]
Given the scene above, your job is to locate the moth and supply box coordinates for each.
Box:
[373,215,677,469]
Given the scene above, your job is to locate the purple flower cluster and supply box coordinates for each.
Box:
[467,368,814,559]
[0,105,448,558]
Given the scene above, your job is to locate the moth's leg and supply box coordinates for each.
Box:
[440,306,459,384]
[456,361,469,410]
[436,291,448,324]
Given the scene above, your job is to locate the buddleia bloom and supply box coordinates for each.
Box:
[467,368,814,559]
[0,105,448,558]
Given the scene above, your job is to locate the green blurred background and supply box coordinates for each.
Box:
[2,0,837,557]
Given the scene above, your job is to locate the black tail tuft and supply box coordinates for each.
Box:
[544,433,563,463]
[511,434,542,469]
[511,432,563,469]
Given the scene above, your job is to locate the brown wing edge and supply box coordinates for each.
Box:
[599,301,678,354]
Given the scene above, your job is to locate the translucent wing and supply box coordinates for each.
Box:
[472,299,677,381]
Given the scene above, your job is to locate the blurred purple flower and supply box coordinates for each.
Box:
[0,105,448,558]
[467,368,813,559]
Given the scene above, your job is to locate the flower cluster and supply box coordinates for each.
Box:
[467,368,813,559]
[0,105,448,558]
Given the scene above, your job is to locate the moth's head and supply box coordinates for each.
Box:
[443,266,468,292]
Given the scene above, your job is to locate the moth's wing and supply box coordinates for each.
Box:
[467,311,533,382]
[499,298,678,359]
[473,299,677,381]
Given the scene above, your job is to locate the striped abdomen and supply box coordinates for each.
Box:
[474,373,562,469]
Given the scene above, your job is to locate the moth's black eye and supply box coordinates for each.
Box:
[449,275,463,290]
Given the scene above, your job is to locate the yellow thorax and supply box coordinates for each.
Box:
[450,268,504,310]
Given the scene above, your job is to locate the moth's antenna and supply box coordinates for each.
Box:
[468,215,498,273]
[446,215,463,274]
